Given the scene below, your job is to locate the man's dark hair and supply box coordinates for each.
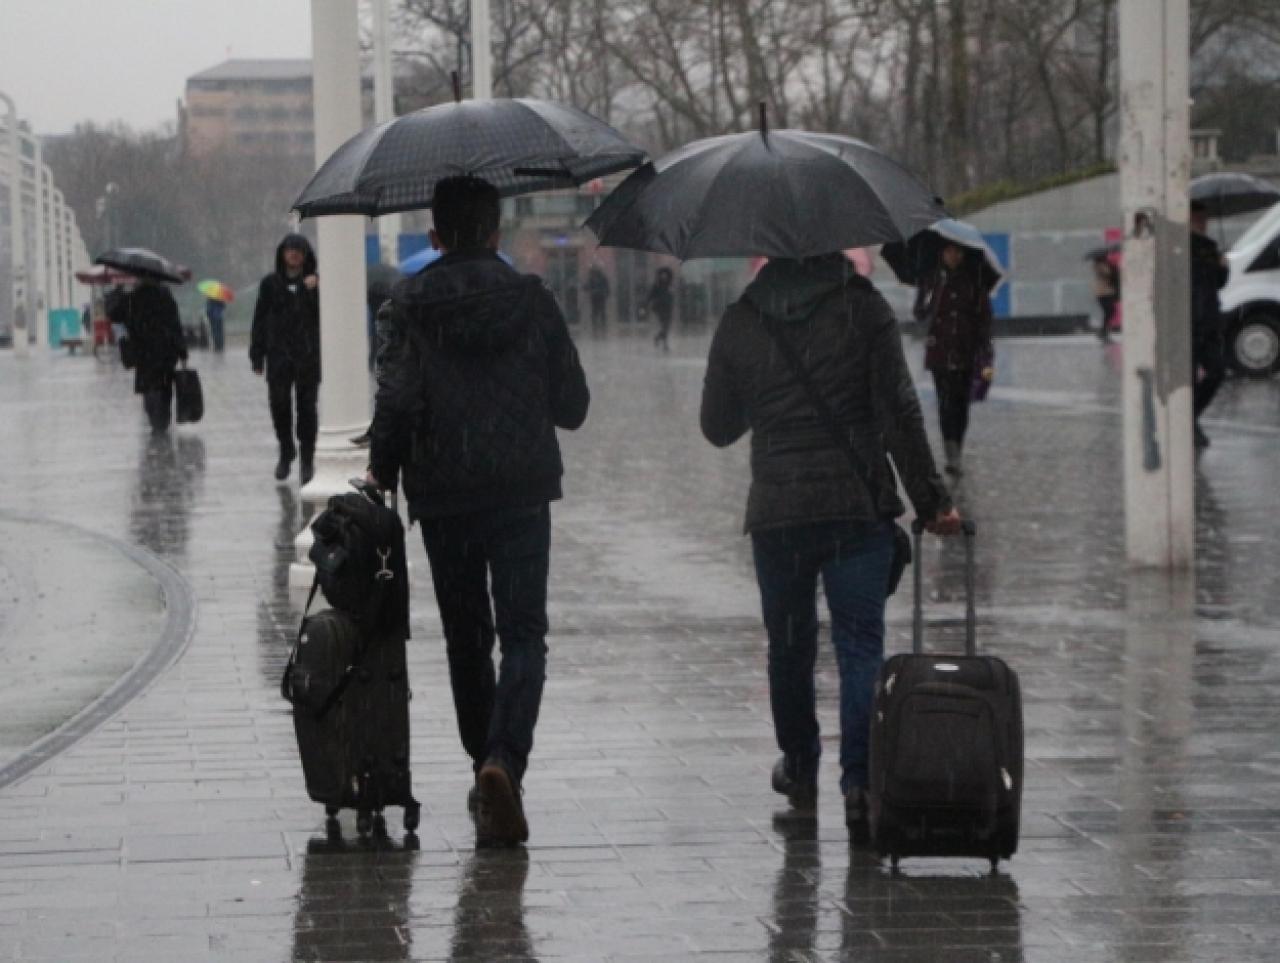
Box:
[1190,199,1207,215]
[432,176,501,250]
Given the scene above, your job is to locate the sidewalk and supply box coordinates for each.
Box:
[0,334,1277,961]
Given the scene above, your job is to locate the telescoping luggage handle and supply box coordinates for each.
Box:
[910,518,977,656]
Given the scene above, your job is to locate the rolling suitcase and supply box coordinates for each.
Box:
[868,520,1023,869]
[173,367,203,424]
[281,488,420,836]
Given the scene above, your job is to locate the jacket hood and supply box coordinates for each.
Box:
[275,233,317,278]
[743,253,861,322]
[392,250,542,354]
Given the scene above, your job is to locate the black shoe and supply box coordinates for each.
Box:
[299,460,315,485]
[771,756,818,810]
[845,788,870,844]
[476,760,528,846]
[274,453,294,481]
[1194,424,1210,450]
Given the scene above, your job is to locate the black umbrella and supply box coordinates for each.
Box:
[584,108,945,260]
[1190,172,1280,219]
[882,218,1005,293]
[94,247,189,284]
[294,80,646,217]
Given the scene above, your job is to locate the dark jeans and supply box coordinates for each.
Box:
[420,504,551,785]
[208,314,224,352]
[143,383,172,432]
[267,377,318,459]
[932,368,973,445]
[1193,333,1226,419]
[752,518,895,794]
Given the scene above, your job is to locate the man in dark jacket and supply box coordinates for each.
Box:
[250,234,320,483]
[1191,201,1230,449]
[105,279,188,432]
[701,253,959,840]
[368,176,589,847]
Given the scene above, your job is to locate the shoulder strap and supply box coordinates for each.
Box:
[756,301,885,506]
[280,573,321,703]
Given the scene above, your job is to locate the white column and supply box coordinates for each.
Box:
[471,0,492,99]
[31,147,48,348]
[292,0,371,586]
[1118,0,1193,568]
[372,0,401,263]
[1,91,28,358]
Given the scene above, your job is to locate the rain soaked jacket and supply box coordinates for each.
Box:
[701,255,950,533]
[369,249,589,521]
[250,234,321,383]
[920,264,993,373]
[105,281,187,395]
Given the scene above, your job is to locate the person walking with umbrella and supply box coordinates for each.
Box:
[918,242,994,476]
[250,234,321,483]
[1191,199,1230,449]
[198,280,234,352]
[367,176,589,847]
[105,276,189,432]
[589,112,961,841]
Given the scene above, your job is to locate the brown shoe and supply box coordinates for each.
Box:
[476,760,528,846]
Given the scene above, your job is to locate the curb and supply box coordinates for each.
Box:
[0,511,198,791]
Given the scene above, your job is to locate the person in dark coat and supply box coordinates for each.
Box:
[1092,256,1120,343]
[368,176,589,848]
[105,279,188,433]
[1191,200,1230,449]
[919,243,994,476]
[584,263,610,331]
[645,267,675,349]
[250,234,320,483]
[700,252,959,840]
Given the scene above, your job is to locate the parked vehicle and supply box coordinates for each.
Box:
[1222,201,1280,377]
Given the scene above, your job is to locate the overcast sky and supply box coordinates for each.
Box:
[1,0,314,136]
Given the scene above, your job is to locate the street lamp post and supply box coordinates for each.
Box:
[471,0,491,99]
[1118,0,1194,568]
[290,0,371,586]
[372,0,402,265]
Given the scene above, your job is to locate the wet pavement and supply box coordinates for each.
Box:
[0,327,1278,961]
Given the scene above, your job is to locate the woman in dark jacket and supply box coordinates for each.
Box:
[250,234,320,482]
[105,280,188,432]
[920,243,993,476]
[700,253,959,840]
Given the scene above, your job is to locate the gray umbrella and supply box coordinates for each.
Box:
[585,118,945,260]
[294,94,646,218]
[94,247,189,284]
[1190,172,1280,218]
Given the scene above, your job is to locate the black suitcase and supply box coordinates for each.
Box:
[174,367,203,424]
[282,592,420,835]
[868,520,1023,869]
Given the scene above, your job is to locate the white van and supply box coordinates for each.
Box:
[1222,201,1280,377]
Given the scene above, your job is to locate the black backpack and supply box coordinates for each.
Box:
[308,481,409,636]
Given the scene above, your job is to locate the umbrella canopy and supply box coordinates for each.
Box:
[293,97,647,217]
[75,263,135,286]
[95,247,190,284]
[881,218,1005,293]
[584,125,945,260]
[197,279,235,303]
[1190,172,1280,218]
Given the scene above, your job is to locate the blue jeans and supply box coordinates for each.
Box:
[421,504,550,785]
[751,519,895,794]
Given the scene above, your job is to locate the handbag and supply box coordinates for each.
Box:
[174,367,204,424]
[759,310,912,595]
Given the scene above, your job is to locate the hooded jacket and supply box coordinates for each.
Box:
[104,280,187,394]
[250,234,320,382]
[701,255,950,533]
[369,250,589,521]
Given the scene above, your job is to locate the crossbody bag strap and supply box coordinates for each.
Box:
[280,573,322,703]
[756,305,885,506]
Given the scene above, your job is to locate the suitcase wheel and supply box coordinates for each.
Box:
[356,811,373,835]
[404,803,421,832]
